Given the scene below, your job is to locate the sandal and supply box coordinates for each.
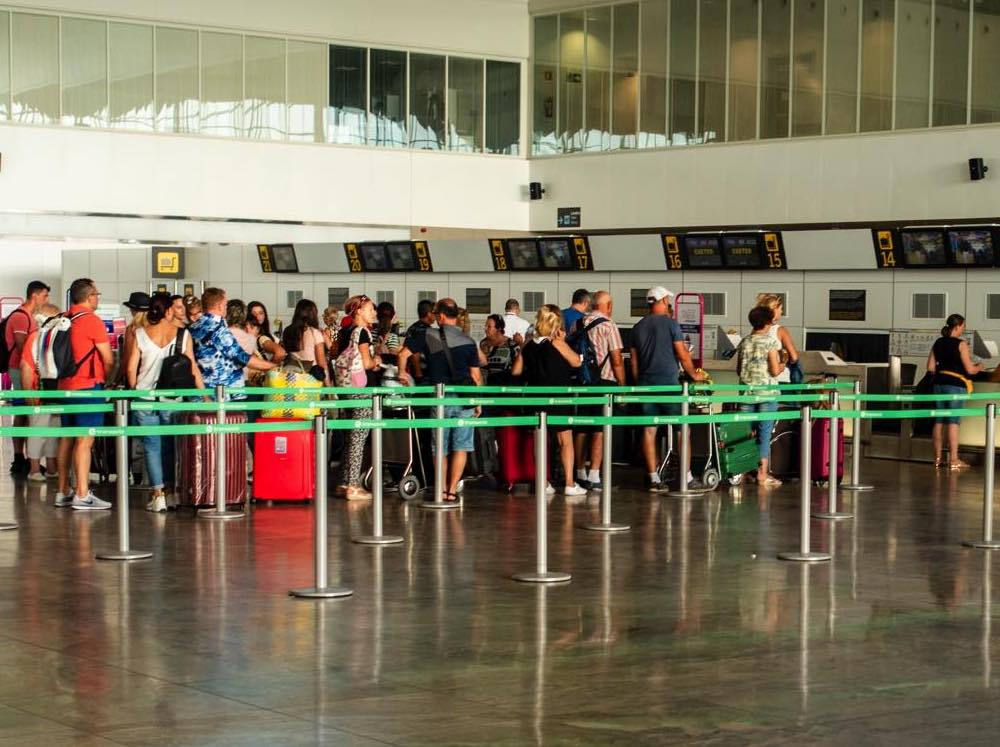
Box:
[934,458,945,469]
[949,460,971,471]
[758,475,782,487]
[442,492,461,503]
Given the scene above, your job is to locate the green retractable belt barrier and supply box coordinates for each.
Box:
[129,399,371,413]
[812,407,987,420]
[383,396,607,408]
[842,392,1000,403]
[0,404,114,416]
[615,393,829,405]
[547,410,805,428]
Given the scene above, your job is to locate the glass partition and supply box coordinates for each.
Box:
[328,45,367,145]
[560,10,585,151]
[0,12,7,121]
[971,0,1000,123]
[584,5,611,151]
[109,23,153,131]
[639,0,668,147]
[760,0,791,139]
[410,53,446,149]
[669,0,696,143]
[533,14,559,154]
[699,0,728,143]
[12,12,59,124]
[287,41,326,143]
[200,31,243,137]
[245,36,286,140]
[155,27,199,133]
[448,56,484,152]
[792,0,824,136]
[729,0,759,142]
[486,60,520,155]
[826,0,860,134]
[611,2,638,149]
[61,18,108,128]
[933,0,969,126]
[860,0,894,132]
[894,0,931,129]
[370,49,406,148]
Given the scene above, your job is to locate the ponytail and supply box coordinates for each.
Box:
[942,313,965,337]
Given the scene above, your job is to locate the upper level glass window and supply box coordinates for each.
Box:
[448,57,484,152]
[109,23,154,131]
[370,49,406,148]
[155,27,199,134]
[62,18,108,128]
[12,13,59,125]
[410,53,446,149]
[287,41,326,143]
[533,14,559,155]
[245,35,286,140]
[329,45,367,145]
[200,31,243,137]
[486,60,520,155]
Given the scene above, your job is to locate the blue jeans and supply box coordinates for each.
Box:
[132,409,175,489]
[739,401,778,461]
[933,383,966,425]
[436,406,476,455]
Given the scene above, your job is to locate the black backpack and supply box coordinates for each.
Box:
[0,308,30,374]
[155,328,196,390]
[568,317,610,385]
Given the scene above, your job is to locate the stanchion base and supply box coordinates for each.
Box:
[198,509,245,520]
[511,571,571,584]
[353,535,404,545]
[812,511,854,520]
[419,500,461,510]
[962,539,1000,550]
[0,523,18,531]
[95,549,153,561]
[842,483,874,492]
[289,586,354,599]
[777,551,832,563]
[663,489,709,499]
[581,522,631,533]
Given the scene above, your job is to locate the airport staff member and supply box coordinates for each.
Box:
[501,298,531,344]
[629,286,705,492]
[421,298,482,502]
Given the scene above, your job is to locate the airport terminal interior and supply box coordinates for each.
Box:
[5,0,1000,744]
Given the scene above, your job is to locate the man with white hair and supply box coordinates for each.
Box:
[629,286,705,492]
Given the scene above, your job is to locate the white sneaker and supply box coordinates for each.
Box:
[27,472,46,483]
[54,491,75,508]
[145,495,167,513]
[564,483,587,497]
[545,483,556,495]
[71,493,112,511]
[164,492,179,510]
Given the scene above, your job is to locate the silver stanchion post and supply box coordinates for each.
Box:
[291,416,353,598]
[779,407,831,562]
[201,384,243,520]
[583,394,629,533]
[813,391,853,520]
[667,382,707,499]
[355,395,403,545]
[421,383,457,510]
[97,399,152,560]
[513,412,571,583]
[842,381,873,491]
[964,403,1000,549]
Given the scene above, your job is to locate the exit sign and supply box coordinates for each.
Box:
[557,207,581,228]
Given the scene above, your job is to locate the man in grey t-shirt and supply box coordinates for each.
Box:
[629,286,704,492]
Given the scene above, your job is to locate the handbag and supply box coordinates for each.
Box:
[262,356,323,419]
[155,328,196,390]
[333,326,368,388]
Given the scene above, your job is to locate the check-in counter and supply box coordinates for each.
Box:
[958,382,1000,449]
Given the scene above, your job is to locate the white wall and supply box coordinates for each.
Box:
[528,125,1000,231]
[12,0,530,60]
[0,243,63,305]
[0,125,530,234]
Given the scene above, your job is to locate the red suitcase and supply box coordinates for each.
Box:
[252,417,315,501]
[496,408,540,491]
[177,411,248,508]
[811,418,845,481]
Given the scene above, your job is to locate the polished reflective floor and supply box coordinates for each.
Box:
[1,457,999,746]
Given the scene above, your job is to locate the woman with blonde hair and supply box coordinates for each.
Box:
[512,304,586,497]
[755,293,800,383]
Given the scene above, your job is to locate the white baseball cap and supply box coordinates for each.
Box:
[646,286,674,303]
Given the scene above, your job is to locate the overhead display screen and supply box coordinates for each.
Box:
[344,241,433,273]
[539,238,575,270]
[682,236,724,268]
[508,239,541,269]
[722,235,763,268]
[900,229,948,267]
[947,228,995,266]
[488,237,594,271]
[257,244,298,273]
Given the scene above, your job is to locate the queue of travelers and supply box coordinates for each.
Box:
[5,276,976,507]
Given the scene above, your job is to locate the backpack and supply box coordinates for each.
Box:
[568,317,611,386]
[35,312,96,388]
[333,326,368,388]
[0,308,30,374]
[155,328,196,390]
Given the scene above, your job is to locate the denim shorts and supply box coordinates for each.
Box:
[60,385,107,428]
[441,406,476,454]
[933,383,967,425]
[641,400,681,418]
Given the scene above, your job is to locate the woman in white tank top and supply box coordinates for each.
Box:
[126,293,204,512]
[758,294,799,384]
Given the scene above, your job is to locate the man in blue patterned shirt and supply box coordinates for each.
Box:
[189,287,274,398]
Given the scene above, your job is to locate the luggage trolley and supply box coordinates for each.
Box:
[362,366,428,500]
